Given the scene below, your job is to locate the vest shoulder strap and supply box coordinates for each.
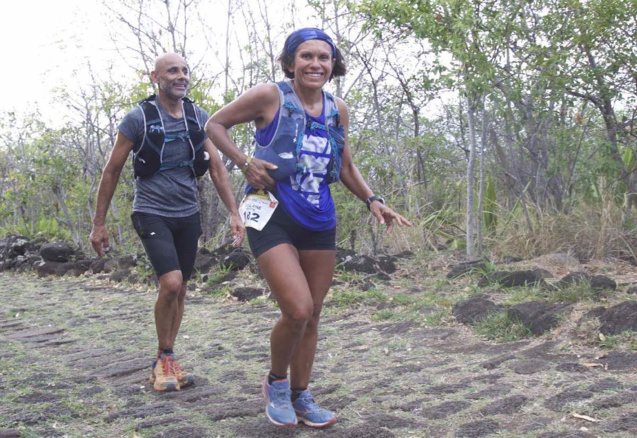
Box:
[181,97,201,127]
[136,95,163,154]
[276,80,339,123]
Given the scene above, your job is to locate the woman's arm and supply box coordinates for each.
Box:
[336,98,413,234]
[205,84,280,190]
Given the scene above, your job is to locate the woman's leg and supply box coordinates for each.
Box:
[257,244,315,378]
[289,249,336,389]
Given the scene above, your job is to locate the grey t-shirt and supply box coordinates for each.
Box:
[118,100,210,217]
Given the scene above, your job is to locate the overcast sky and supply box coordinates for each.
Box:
[4,0,132,122]
[3,0,317,125]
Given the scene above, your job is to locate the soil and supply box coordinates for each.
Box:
[1,254,637,438]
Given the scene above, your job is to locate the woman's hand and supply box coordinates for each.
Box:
[242,157,278,191]
[370,202,413,234]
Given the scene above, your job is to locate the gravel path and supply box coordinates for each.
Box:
[1,272,637,438]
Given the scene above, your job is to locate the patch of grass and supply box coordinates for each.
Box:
[421,309,453,326]
[333,269,365,283]
[371,309,400,321]
[598,331,637,351]
[503,281,599,306]
[247,297,270,306]
[546,283,599,303]
[206,285,231,298]
[504,285,545,305]
[390,293,414,306]
[471,260,498,277]
[329,288,388,308]
[472,311,534,342]
[205,265,234,287]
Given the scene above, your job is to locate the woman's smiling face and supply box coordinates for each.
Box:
[288,40,335,90]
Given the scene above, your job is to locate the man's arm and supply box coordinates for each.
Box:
[205,139,246,247]
[89,131,134,256]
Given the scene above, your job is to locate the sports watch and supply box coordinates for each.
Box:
[365,195,385,211]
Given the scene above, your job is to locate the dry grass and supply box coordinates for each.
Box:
[487,197,637,263]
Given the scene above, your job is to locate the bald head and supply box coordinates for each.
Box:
[151,53,190,101]
[154,53,187,71]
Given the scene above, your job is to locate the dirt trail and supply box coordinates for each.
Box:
[1,271,637,438]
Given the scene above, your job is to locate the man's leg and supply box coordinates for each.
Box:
[155,270,185,350]
[157,212,200,389]
[149,270,185,391]
[131,212,197,391]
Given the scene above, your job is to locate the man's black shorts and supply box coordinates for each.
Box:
[246,206,336,258]
[131,211,202,281]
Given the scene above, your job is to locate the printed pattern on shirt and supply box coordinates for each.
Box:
[291,132,331,205]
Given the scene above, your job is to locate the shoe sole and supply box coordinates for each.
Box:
[265,412,297,427]
[150,374,194,388]
[150,371,183,392]
[297,416,337,428]
[153,381,180,392]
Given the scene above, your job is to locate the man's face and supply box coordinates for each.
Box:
[152,54,189,100]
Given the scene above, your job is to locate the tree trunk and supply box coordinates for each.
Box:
[466,92,478,259]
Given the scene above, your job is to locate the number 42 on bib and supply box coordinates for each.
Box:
[239,190,279,231]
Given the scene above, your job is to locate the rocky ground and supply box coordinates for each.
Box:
[1,252,637,438]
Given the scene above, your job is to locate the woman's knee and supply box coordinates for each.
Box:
[304,306,323,332]
[281,303,314,327]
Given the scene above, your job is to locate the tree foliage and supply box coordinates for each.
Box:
[1,0,636,261]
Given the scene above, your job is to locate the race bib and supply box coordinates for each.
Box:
[239,190,279,231]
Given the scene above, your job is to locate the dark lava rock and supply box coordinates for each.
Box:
[221,249,251,271]
[454,419,500,437]
[231,287,267,302]
[479,395,528,415]
[447,259,489,279]
[508,301,572,335]
[40,241,74,262]
[453,296,504,324]
[599,301,637,335]
[509,359,551,375]
[478,270,545,288]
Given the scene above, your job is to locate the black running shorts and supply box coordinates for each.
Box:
[246,206,336,258]
[131,212,202,281]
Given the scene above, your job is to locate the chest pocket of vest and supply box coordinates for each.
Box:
[134,116,163,179]
[254,107,304,180]
[187,114,210,177]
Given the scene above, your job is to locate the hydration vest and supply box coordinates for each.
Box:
[133,95,210,179]
[253,80,345,184]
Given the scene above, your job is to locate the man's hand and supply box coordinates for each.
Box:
[89,224,110,257]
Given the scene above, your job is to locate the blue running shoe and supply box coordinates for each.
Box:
[292,389,337,428]
[263,378,297,426]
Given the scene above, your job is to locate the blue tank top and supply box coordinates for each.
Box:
[253,99,336,231]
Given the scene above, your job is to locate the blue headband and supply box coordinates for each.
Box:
[285,28,337,58]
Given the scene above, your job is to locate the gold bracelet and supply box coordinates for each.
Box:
[241,156,252,173]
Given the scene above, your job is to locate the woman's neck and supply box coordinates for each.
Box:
[292,80,323,117]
